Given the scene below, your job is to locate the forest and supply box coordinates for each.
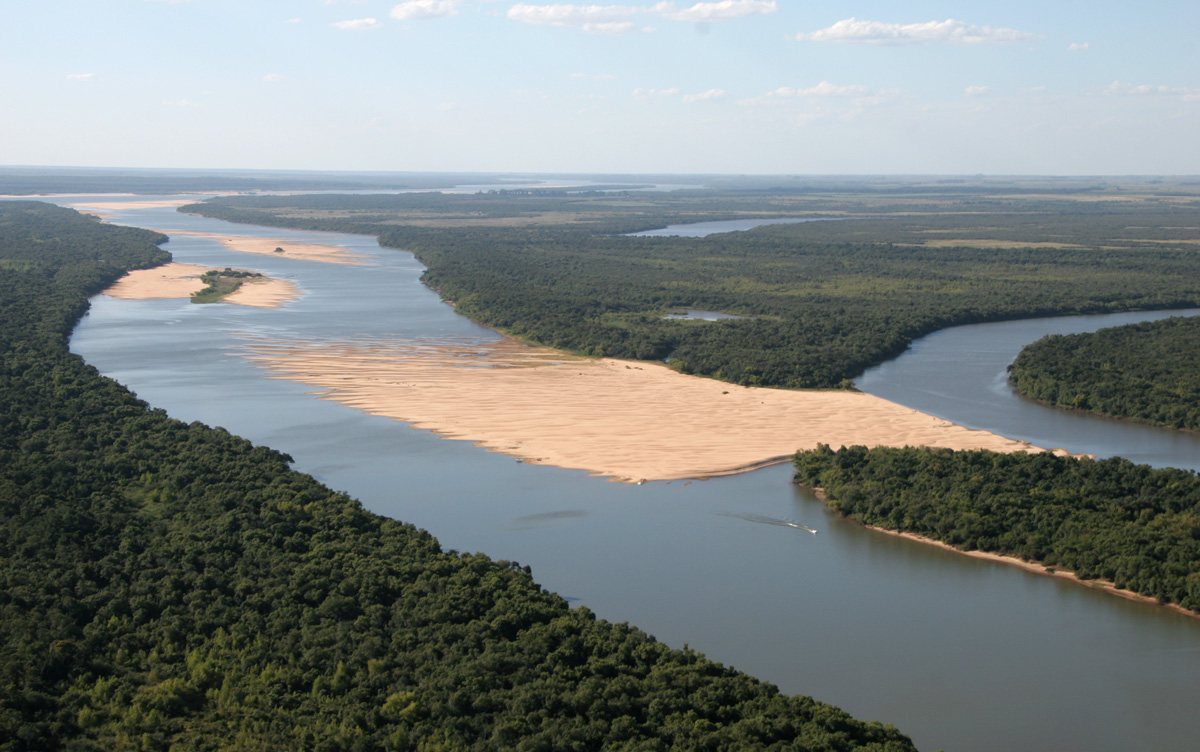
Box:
[1008,316,1200,431]
[0,201,914,749]
[183,185,1200,388]
[792,445,1200,612]
[191,268,263,304]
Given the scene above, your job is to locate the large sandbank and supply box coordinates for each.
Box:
[159,230,368,265]
[237,335,1049,483]
[103,263,300,308]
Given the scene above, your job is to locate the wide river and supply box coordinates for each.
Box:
[57,198,1200,752]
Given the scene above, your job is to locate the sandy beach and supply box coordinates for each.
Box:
[103,262,300,308]
[849,517,1200,620]
[236,334,1046,483]
[158,230,368,265]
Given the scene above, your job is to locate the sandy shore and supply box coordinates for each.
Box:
[103,262,300,308]
[236,335,1048,483]
[847,516,1200,621]
[158,230,368,265]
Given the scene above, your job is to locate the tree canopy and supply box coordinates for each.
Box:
[1009,316,1200,431]
[793,445,1200,612]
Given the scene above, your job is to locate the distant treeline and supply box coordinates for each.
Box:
[1,201,914,750]
[184,191,1200,388]
[1009,316,1200,431]
[0,169,561,196]
[792,445,1200,612]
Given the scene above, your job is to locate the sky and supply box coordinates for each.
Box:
[2,0,1197,175]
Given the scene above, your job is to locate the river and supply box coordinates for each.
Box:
[52,195,1200,752]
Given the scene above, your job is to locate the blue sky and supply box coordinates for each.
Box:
[3,0,1197,174]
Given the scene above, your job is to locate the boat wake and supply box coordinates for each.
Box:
[720,512,817,535]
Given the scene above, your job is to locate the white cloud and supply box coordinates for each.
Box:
[965,85,990,96]
[1067,42,1089,51]
[653,1,776,22]
[333,17,381,30]
[391,0,461,21]
[768,82,868,97]
[1105,81,1200,100]
[682,88,727,103]
[740,82,898,111]
[263,73,287,83]
[633,87,681,99]
[508,1,774,31]
[66,73,97,81]
[508,4,642,27]
[584,21,641,34]
[792,17,1040,45]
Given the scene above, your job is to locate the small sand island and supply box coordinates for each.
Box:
[237,335,1048,483]
[103,262,300,308]
[157,229,368,265]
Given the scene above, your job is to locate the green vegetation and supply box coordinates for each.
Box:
[792,445,1200,612]
[182,180,1200,388]
[190,267,262,304]
[1009,316,1200,431]
[1,201,914,750]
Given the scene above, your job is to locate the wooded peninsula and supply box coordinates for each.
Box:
[792,445,1200,614]
[1009,316,1200,431]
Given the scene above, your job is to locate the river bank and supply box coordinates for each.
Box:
[804,485,1200,621]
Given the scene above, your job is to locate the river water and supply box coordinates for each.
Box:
[51,196,1200,752]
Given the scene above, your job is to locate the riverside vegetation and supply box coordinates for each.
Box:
[183,179,1200,389]
[190,268,263,304]
[0,202,915,749]
[1008,316,1200,432]
[792,445,1200,613]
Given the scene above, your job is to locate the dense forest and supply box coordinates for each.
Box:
[792,445,1200,612]
[184,189,1200,388]
[191,268,263,304]
[0,201,915,750]
[1008,316,1200,431]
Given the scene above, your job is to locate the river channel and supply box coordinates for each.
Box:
[55,196,1200,752]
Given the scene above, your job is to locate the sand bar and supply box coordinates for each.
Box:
[158,230,368,265]
[103,262,300,309]
[236,335,1046,483]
